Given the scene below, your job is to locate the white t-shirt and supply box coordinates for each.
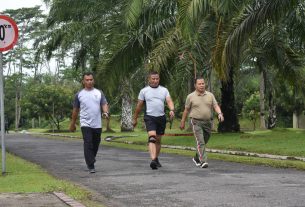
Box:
[138,85,170,117]
[73,88,107,128]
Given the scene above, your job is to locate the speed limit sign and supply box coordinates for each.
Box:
[0,15,18,52]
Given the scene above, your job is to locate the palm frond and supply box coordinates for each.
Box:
[223,0,299,70]
[146,28,181,72]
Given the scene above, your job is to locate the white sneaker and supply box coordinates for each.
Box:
[201,162,208,168]
[192,157,202,167]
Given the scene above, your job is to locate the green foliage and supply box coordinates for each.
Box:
[22,82,74,130]
[242,91,260,130]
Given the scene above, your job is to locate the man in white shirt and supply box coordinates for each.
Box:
[69,72,109,173]
[133,71,175,169]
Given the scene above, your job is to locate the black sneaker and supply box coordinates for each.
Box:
[155,157,162,167]
[150,160,158,170]
[89,168,96,173]
[201,162,208,168]
[87,164,95,173]
[192,157,201,167]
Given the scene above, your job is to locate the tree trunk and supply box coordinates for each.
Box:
[121,92,133,131]
[120,79,133,132]
[259,70,266,129]
[218,67,240,132]
[15,89,21,130]
[293,112,300,128]
[267,93,277,129]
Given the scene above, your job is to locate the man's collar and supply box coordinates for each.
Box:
[149,85,159,88]
[195,90,207,96]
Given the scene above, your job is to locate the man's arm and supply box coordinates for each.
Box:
[102,104,110,119]
[213,104,224,122]
[69,108,79,132]
[180,107,190,130]
[133,100,144,127]
[166,96,175,119]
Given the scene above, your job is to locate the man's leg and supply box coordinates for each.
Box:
[148,130,157,160]
[144,115,159,169]
[155,135,162,157]
[190,119,206,163]
[155,115,166,166]
[81,127,95,170]
[200,121,211,168]
[92,128,102,157]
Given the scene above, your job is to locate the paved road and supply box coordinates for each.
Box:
[5,133,305,207]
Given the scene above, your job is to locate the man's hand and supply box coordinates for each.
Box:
[180,121,185,130]
[169,110,175,119]
[103,112,110,119]
[218,113,224,122]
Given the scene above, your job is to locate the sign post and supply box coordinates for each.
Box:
[0,15,18,175]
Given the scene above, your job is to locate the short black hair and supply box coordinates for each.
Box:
[82,71,94,79]
[194,76,205,83]
[148,71,159,76]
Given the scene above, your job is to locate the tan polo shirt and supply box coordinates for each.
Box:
[185,90,218,120]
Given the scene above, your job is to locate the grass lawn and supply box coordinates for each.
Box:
[53,117,305,156]
[0,150,104,207]
[30,124,305,170]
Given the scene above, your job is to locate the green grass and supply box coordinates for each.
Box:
[102,141,305,170]
[0,151,104,207]
[27,117,305,170]
[30,119,305,158]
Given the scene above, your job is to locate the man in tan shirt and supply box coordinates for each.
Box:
[180,77,224,168]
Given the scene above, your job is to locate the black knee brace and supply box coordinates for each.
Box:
[148,135,157,143]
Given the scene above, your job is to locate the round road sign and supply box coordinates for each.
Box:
[0,15,18,52]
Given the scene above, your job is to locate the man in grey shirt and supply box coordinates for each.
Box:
[133,71,175,169]
[69,72,109,173]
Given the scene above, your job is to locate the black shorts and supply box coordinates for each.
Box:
[144,115,166,135]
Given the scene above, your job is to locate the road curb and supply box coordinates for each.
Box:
[53,192,86,207]
[29,132,305,162]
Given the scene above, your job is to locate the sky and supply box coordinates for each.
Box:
[0,0,59,75]
[0,0,47,12]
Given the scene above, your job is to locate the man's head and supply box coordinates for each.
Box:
[194,77,205,93]
[148,71,160,88]
[82,72,95,90]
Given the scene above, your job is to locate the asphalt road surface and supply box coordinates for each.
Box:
[5,133,305,207]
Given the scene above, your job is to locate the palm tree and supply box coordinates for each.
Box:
[179,0,305,131]
[100,0,179,131]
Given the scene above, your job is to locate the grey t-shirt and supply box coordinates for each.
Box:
[73,88,107,128]
[138,85,170,117]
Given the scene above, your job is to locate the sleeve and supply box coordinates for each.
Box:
[211,93,218,106]
[73,93,80,108]
[100,90,108,105]
[138,89,145,101]
[185,94,191,109]
[165,88,170,98]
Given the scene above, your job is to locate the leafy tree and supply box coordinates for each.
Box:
[22,83,74,131]
[242,92,260,130]
[2,7,46,130]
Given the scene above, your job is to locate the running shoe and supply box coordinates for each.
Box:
[192,157,202,167]
[201,162,208,168]
[150,160,158,170]
[89,168,96,173]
